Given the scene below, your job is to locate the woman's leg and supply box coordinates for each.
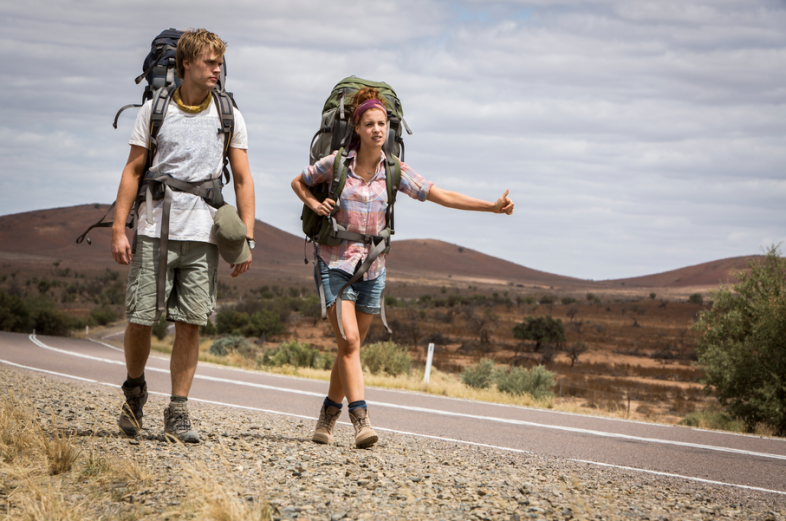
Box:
[326,300,374,404]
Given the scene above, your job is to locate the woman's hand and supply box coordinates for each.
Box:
[492,189,514,215]
[314,198,337,216]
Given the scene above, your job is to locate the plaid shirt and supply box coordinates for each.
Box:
[302,149,433,280]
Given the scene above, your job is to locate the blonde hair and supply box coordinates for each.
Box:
[176,28,227,79]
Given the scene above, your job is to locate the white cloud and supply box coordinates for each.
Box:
[0,0,784,279]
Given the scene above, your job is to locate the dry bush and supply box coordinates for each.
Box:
[41,428,80,476]
[185,460,271,521]
[107,449,153,484]
[14,479,88,521]
[0,391,39,464]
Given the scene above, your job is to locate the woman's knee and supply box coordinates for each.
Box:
[337,336,361,358]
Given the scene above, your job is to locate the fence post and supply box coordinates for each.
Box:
[86,325,89,337]
[424,343,435,384]
[559,382,562,398]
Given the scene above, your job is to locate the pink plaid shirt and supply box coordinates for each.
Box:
[302,149,433,280]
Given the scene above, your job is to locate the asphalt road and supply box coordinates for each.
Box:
[1,331,784,497]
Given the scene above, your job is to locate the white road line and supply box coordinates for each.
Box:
[85,335,786,443]
[24,335,786,462]
[1,357,784,497]
[570,459,786,496]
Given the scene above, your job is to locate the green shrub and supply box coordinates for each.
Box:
[512,316,565,351]
[538,294,555,305]
[561,297,576,305]
[384,295,400,308]
[215,309,286,338]
[0,291,30,332]
[360,341,411,376]
[679,408,745,432]
[152,315,169,340]
[89,306,118,326]
[688,293,704,305]
[26,297,73,336]
[261,340,333,370]
[694,246,786,435]
[200,318,217,336]
[649,292,656,300]
[494,365,556,399]
[461,359,495,389]
[209,335,257,358]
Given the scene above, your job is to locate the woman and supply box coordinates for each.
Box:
[291,87,514,448]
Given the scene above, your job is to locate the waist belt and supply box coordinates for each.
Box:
[142,173,225,312]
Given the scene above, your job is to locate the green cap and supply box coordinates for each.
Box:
[213,205,250,265]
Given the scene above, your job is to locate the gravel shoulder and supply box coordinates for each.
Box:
[1,364,784,521]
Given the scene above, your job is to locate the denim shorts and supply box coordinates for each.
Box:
[315,258,386,315]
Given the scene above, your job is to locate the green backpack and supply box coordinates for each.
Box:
[302,77,410,338]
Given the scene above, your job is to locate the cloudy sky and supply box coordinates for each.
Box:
[1,0,784,280]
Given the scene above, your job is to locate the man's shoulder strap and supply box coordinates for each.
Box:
[212,90,236,150]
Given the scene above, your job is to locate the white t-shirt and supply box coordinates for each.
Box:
[129,96,248,244]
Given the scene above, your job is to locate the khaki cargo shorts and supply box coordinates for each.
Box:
[125,236,219,326]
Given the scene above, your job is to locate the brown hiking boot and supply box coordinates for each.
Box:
[118,382,147,436]
[163,402,200,444]
[349,407,378,448]
[312,404,342,444]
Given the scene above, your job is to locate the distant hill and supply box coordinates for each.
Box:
[0,205,758,289]
[607,256,758,288]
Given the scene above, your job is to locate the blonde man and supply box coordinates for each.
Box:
[112,29,254,443]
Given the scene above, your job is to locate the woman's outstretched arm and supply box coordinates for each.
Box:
[426,186,514,215]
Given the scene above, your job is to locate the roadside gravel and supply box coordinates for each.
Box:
[1,365,783,521]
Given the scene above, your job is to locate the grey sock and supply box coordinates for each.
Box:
[170,395,187,403]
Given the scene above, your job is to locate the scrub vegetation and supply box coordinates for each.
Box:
[3,255,780,435]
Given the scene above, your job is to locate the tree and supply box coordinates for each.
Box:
[693,246,786,435]
[467,308,498,347]
[512,316,565,352]
[566,340,588,367]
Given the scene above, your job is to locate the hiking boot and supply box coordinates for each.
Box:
[163,402,200,443]
[348,407,378,449]
[118,382,147,437]
[312,404,342,444]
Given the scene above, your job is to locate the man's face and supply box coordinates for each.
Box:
[183,48,223,91]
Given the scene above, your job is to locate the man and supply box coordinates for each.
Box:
[111,29,254,443]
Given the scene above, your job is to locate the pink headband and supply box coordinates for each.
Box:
[353,99,386,123]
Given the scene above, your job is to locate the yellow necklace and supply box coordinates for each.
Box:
[173,87,211,114]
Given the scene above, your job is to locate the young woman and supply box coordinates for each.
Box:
[291,87,514,448]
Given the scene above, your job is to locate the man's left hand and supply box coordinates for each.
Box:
[230,252,252,277]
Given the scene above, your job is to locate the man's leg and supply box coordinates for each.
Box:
[118,322,152,436]
[161,240,215,444]
[124,322,152,378]
[170,321,200,397]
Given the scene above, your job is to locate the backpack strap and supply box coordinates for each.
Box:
[212,90,235,186]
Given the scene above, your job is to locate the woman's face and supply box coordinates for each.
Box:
[357,108,387,151]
